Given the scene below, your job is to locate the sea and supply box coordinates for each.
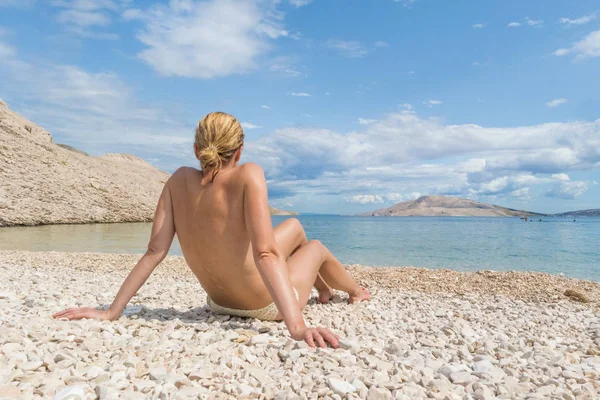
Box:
[1,216,599,281]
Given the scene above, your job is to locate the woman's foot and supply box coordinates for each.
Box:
[317,287,335,304]
[349,287,371,304]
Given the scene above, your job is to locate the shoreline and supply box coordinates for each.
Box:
[1,250,599,399]
[1,250,599,304]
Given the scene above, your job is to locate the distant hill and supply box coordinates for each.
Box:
[553,209,600,217]
[269,206,298,216]
[0,100,294,226]
[357,195,542,217]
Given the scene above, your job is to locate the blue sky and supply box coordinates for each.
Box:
[1,0,599,214]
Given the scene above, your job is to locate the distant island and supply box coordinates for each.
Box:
[357,195,543,217]
[553,209,600,217]
[0,100,295,226]
[268,206,298,216]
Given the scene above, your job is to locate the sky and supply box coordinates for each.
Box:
[0,0,599,215]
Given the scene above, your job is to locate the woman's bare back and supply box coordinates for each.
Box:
[170,166,273,309]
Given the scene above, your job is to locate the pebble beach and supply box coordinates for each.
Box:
[1,250,599,400]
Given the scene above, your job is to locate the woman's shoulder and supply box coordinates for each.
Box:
[236,163,266,184]
[238,162,264,175]
[166,167,199,185]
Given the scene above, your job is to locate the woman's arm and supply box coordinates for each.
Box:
[241,163,338,348]
[53,183,176,321]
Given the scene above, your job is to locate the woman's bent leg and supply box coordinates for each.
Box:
[286,240,369,308]
[274,218,333,302]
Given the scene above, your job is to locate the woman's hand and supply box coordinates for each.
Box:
[52,307,116,321]
[291,326,340,348]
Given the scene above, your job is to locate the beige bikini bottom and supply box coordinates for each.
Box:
[207,288,299,321]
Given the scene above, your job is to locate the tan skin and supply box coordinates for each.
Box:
[54,145,370,348]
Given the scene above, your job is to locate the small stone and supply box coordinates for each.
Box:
[95,386,118,400]
[339,339,360,351]
[54,386,85,400]
[562,370,579,380]
[328,377,356,395]
[0,385,22,398]
[178,386,208,396]
[149,367,168,381]
[133,379,156,392]
[188,369,212,381]
[472,360,494,374]
[19,361,43,371]
[450,371,475,385]
[367,386,392,400]
[249,334,271,345]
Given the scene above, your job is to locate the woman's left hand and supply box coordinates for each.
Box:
[52,307,115,321]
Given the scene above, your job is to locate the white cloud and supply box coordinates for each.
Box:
[407,70,415,75]
[288,92,311,97]
[57,9,111,26]
[508,187,530,199]
[325,39,369,58]
[553,48,570,57]
[385,193,405,202]
[243,109,600,204]
[554,30,600,60]
[394,0,416,7]
[0,41,15,57]
[399,103,413,110]
[552,173,570,181]
[261,105,271,109]
[546,98,567,108]
[525,17,543,27]
[546,181,589,199]
[560,14,596,26]
[508,22,521,27]
[424,100,442,107]
[289,0,311,6]
[51,0,124,38]
[348,194,384,204]
[358,118,377,125]
[126,0,289,79]
[473,24,484,29]
[374,41,389,47]
[268,56,303,77]
[241,122,262,129]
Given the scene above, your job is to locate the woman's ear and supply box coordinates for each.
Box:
[234,146,243,163]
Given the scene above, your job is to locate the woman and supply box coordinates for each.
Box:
[54,112,370,348]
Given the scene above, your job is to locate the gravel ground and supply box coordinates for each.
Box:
[1,250,599,399]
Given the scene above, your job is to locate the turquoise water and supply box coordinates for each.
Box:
[1,216,598,281]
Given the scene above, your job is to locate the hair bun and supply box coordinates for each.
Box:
[194,111,245,182]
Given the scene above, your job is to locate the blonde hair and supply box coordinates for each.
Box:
[195,112,245,181]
